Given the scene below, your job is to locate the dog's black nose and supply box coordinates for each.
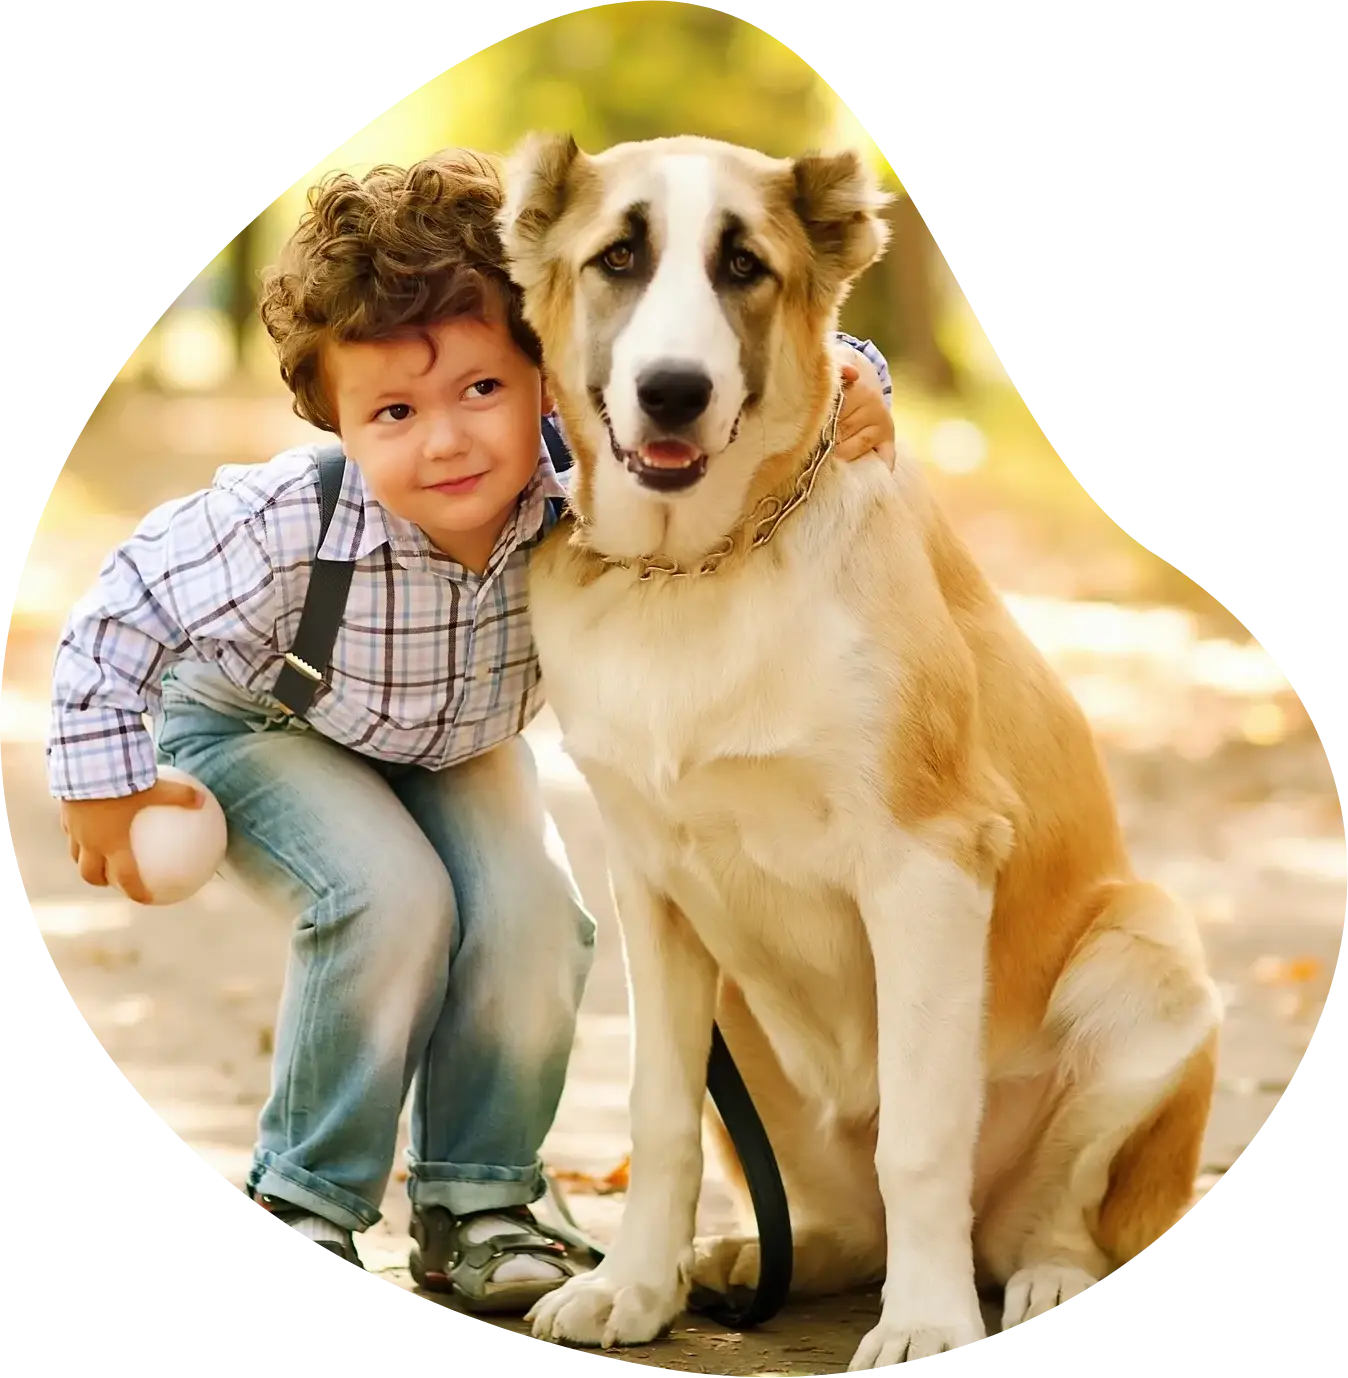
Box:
[636,365,713,428]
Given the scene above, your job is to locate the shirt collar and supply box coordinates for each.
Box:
[519,428,569,551]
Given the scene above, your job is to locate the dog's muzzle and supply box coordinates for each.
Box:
[603,361,725,494]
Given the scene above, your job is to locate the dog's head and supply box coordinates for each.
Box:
[500,135,889,509]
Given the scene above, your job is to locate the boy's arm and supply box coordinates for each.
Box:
[48,487,276,802]
[835,332,893,403]
[833,333,896,465]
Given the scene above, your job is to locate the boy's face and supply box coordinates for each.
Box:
[325,299,549,565]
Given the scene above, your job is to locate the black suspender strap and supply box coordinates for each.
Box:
[541,414,573,472]
[540,415,572,529]
[271,447,356,719]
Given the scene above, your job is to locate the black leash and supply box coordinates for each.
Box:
[272,437,794,1329]
[695,1025,794,1326]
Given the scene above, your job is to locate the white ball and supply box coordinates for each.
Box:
[127,765,228,906]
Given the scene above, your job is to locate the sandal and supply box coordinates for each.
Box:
[253,1191,364,1269]
[410,1202,595,1314]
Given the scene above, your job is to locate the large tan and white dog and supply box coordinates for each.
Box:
[500,134,1221,1369]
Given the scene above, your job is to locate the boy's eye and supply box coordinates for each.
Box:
[376,403,413,422]
[466,378,502,399]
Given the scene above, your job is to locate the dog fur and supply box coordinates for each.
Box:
[500,133,1221,1368]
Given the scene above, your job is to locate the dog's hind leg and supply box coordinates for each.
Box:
[694,979,885,1299]
[976,882,1221,1329]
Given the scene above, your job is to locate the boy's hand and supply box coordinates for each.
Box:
[60,775,203,904]
[834,343,897,468]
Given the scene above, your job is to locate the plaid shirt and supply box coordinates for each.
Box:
[47,335,890,802]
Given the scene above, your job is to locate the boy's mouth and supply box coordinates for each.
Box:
[428,473,487,496]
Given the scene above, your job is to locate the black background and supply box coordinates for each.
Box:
[15,8,1339,1366]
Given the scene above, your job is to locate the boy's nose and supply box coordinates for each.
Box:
[423,414,471,461]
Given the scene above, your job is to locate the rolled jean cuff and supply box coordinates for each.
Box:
[249,1152,381,1232]
[407,1156,546,1217]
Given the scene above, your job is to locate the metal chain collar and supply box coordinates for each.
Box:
[572,389,846,582]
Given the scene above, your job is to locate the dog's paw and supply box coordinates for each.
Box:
[1001,1263,1095,1328]
[847,1315,984,1369]
[527,1270,683,1348]
[691,1235,760,1295]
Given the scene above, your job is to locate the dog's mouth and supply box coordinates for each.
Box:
[593,390,748,493]
[624,439,708,492]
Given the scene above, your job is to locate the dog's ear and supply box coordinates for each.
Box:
[500,132,586,289]
[791,150,893,298]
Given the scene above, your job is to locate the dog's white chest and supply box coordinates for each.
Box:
[532,548,886,1114]
[534,548,882,959]
[535,558,876,873]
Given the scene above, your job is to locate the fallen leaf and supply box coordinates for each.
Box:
[83,943,140,969]
[550,1155,631,1195]
[257,1025,275,1055]
[1250,955,1323,986]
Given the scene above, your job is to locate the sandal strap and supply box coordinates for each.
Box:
[457,1230,571,1272]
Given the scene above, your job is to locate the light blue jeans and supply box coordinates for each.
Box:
[155,669,596,1232]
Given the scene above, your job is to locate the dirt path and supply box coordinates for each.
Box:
[6,388,1343,1373]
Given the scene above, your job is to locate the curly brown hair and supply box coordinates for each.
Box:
[259,148,544,433]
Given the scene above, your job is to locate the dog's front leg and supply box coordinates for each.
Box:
[849,830,993,1369]
[529,853,718,1348]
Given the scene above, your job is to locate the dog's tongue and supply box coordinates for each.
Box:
[638,440,701,469]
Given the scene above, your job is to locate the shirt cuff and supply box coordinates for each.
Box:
[834,332,893,401]
[46,707,159,801]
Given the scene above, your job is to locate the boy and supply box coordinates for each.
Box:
[48,148,896,1311]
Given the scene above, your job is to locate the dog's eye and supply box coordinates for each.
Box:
[727,249,763,282]
[600,242,636,274]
